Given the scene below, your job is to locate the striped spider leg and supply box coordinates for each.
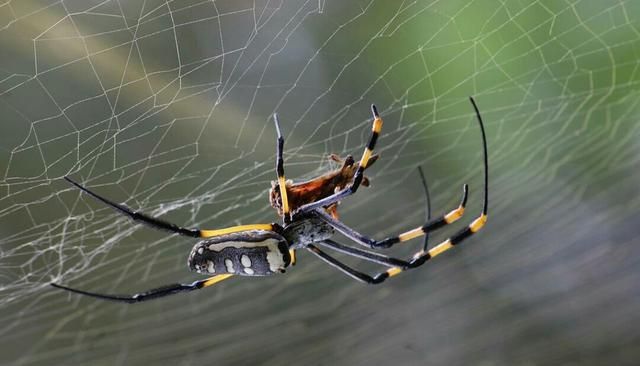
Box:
[304,97,488,284]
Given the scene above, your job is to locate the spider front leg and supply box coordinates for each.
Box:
[294,104,382,216]
[273,114,292,224]
[306,243,438,284]
[64,176,277,238]
[273,114,297,263]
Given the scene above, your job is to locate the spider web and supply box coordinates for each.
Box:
[1,1,640,365]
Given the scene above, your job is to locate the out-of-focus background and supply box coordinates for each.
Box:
[1,1,639,365]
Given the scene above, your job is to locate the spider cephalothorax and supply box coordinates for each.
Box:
[51,98,488,304]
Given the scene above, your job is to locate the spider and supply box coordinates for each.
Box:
[51,97,488,304]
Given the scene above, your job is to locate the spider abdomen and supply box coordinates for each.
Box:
[188,231,290,276]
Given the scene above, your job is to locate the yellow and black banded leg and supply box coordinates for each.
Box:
[312,184,468,249]
[369,211,488,283]
[294,104,383,215]
[349,96,490,283]
[65,176,279,239]
[309,210,487,285]
[51,274,233,304]
[273,114,291,224]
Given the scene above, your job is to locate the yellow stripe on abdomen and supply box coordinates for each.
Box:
[200,224,274,238]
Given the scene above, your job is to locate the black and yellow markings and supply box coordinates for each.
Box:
[394,185,468,244]
[407,213,487,265]
[289,249,297,265]
[200,274,233,288]
[359,105,383,170]
[199,224,275,238]
[397,227,424,242]
[381,217,483,280]
[470,214,487,232]
[396,203,465,242]
[278,176,290,216]
[444,204,465,224]
[358,96,489,285]
[385,267,402,277]
[192,231,291,275]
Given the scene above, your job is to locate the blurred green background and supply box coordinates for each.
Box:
[1,1,639,365]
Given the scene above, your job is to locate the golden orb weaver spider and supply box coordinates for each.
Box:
[51,97,488,304]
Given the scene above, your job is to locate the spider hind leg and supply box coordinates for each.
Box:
[51,275,233,304]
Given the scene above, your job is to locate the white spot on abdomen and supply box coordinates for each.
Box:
[207,260,215,273]
[224,258,235,273]
[243,267,255,275]
[241,255,252,268]
[204,236,286,273]
[266,247,285,273]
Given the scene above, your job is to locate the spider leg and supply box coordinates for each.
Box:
[310,210,486,285]
[273,114,291,224]
[51,274,233,303]
[289,248,297,266]
[308,222,478,285]
[272,115,297,262]
[294,104,382,215]
[65,176,201,237]
[64,177,276,239]
[307,244,427,284]
[312,184,468,249]
[317,239,409,267]
[306,244,388,284]
[354,213,488,284]
[417,166,432,251]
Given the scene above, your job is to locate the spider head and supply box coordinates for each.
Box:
[283,213,335,249]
